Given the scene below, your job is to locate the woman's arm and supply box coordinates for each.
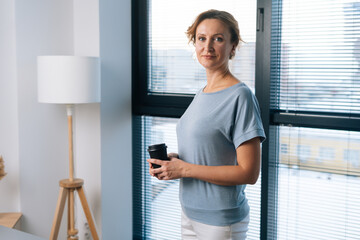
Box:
[147,137,261,186]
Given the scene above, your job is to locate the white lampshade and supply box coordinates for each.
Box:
[37,56,101,104]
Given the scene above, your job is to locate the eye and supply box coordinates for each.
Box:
[214,37,223,42]
[198,36,206,41]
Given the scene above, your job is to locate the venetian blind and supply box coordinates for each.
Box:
[269,0,360,239]
[271,0,360,113]
[148,0,257,94]
[133,116,263,239]
[268,126,360,239]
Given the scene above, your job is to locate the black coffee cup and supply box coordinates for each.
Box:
[147,143,169,168]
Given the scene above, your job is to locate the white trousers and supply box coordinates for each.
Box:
[181,211,250,240]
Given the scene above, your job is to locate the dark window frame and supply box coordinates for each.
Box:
[132,0,193,118]
[132,0,360,239]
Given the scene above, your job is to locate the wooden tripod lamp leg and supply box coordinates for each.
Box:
[50,187,68,240]
[77,186,99,240]
[68,189,78,239]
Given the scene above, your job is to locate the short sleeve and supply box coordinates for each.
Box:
[232,89,266,148]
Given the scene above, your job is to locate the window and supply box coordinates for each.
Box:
[270,0,360,114]
[133,0,260,239]
[274,127,360,239]
[133,116,181,239]
[344,149,360,168]
[133,0,360,239]
[318,147,335,163]
[147,1,257,95]
[267,0,360,239]
[133,117,263,239]
[296,145,311,163]
[133,0,258,118]
[280,143,288,154]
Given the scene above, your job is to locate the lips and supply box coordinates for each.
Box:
[202,55,216,59]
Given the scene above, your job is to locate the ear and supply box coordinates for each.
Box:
[229,45,236,59]
[232,44,236,52]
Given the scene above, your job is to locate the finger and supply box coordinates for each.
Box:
[151,167,163,175]
[147,158,163,166]
[156,171,171,180]
[149,166,157,175]
[168,153,179,159]
[158,175,169,181]
[150,167,163,177]
[157,174,165,180]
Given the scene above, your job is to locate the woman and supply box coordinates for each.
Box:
[147,9,266,240]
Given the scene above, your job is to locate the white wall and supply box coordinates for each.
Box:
[73,0,102,238]
[0,0,132,238]
[0,0,20,213]
[99,0,133,239]
[15,1,74,238]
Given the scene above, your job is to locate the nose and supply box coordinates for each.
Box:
[205,39,214,52]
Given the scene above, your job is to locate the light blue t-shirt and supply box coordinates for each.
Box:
[176,82,266,226]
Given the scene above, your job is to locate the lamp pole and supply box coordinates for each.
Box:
[67,104,75,181]
[66,104,77,238]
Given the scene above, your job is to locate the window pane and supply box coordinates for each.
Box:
[271,0,360,113]
[133,116,181,239]
[148,0,257,94]
[271,126,360,239]
[133,116,262,239]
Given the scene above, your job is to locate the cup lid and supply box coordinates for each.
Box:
[147,143,167,151]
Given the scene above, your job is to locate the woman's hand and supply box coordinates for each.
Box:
[147,153,188,180]
[147,137,261,185]
[167,152,179,159]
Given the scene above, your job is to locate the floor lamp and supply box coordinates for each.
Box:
[37,56,100,240]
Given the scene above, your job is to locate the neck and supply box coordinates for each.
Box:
[204,67,238,92]
[206,66,230,85]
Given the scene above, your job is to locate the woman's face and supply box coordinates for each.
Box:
[195,19,235,71]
